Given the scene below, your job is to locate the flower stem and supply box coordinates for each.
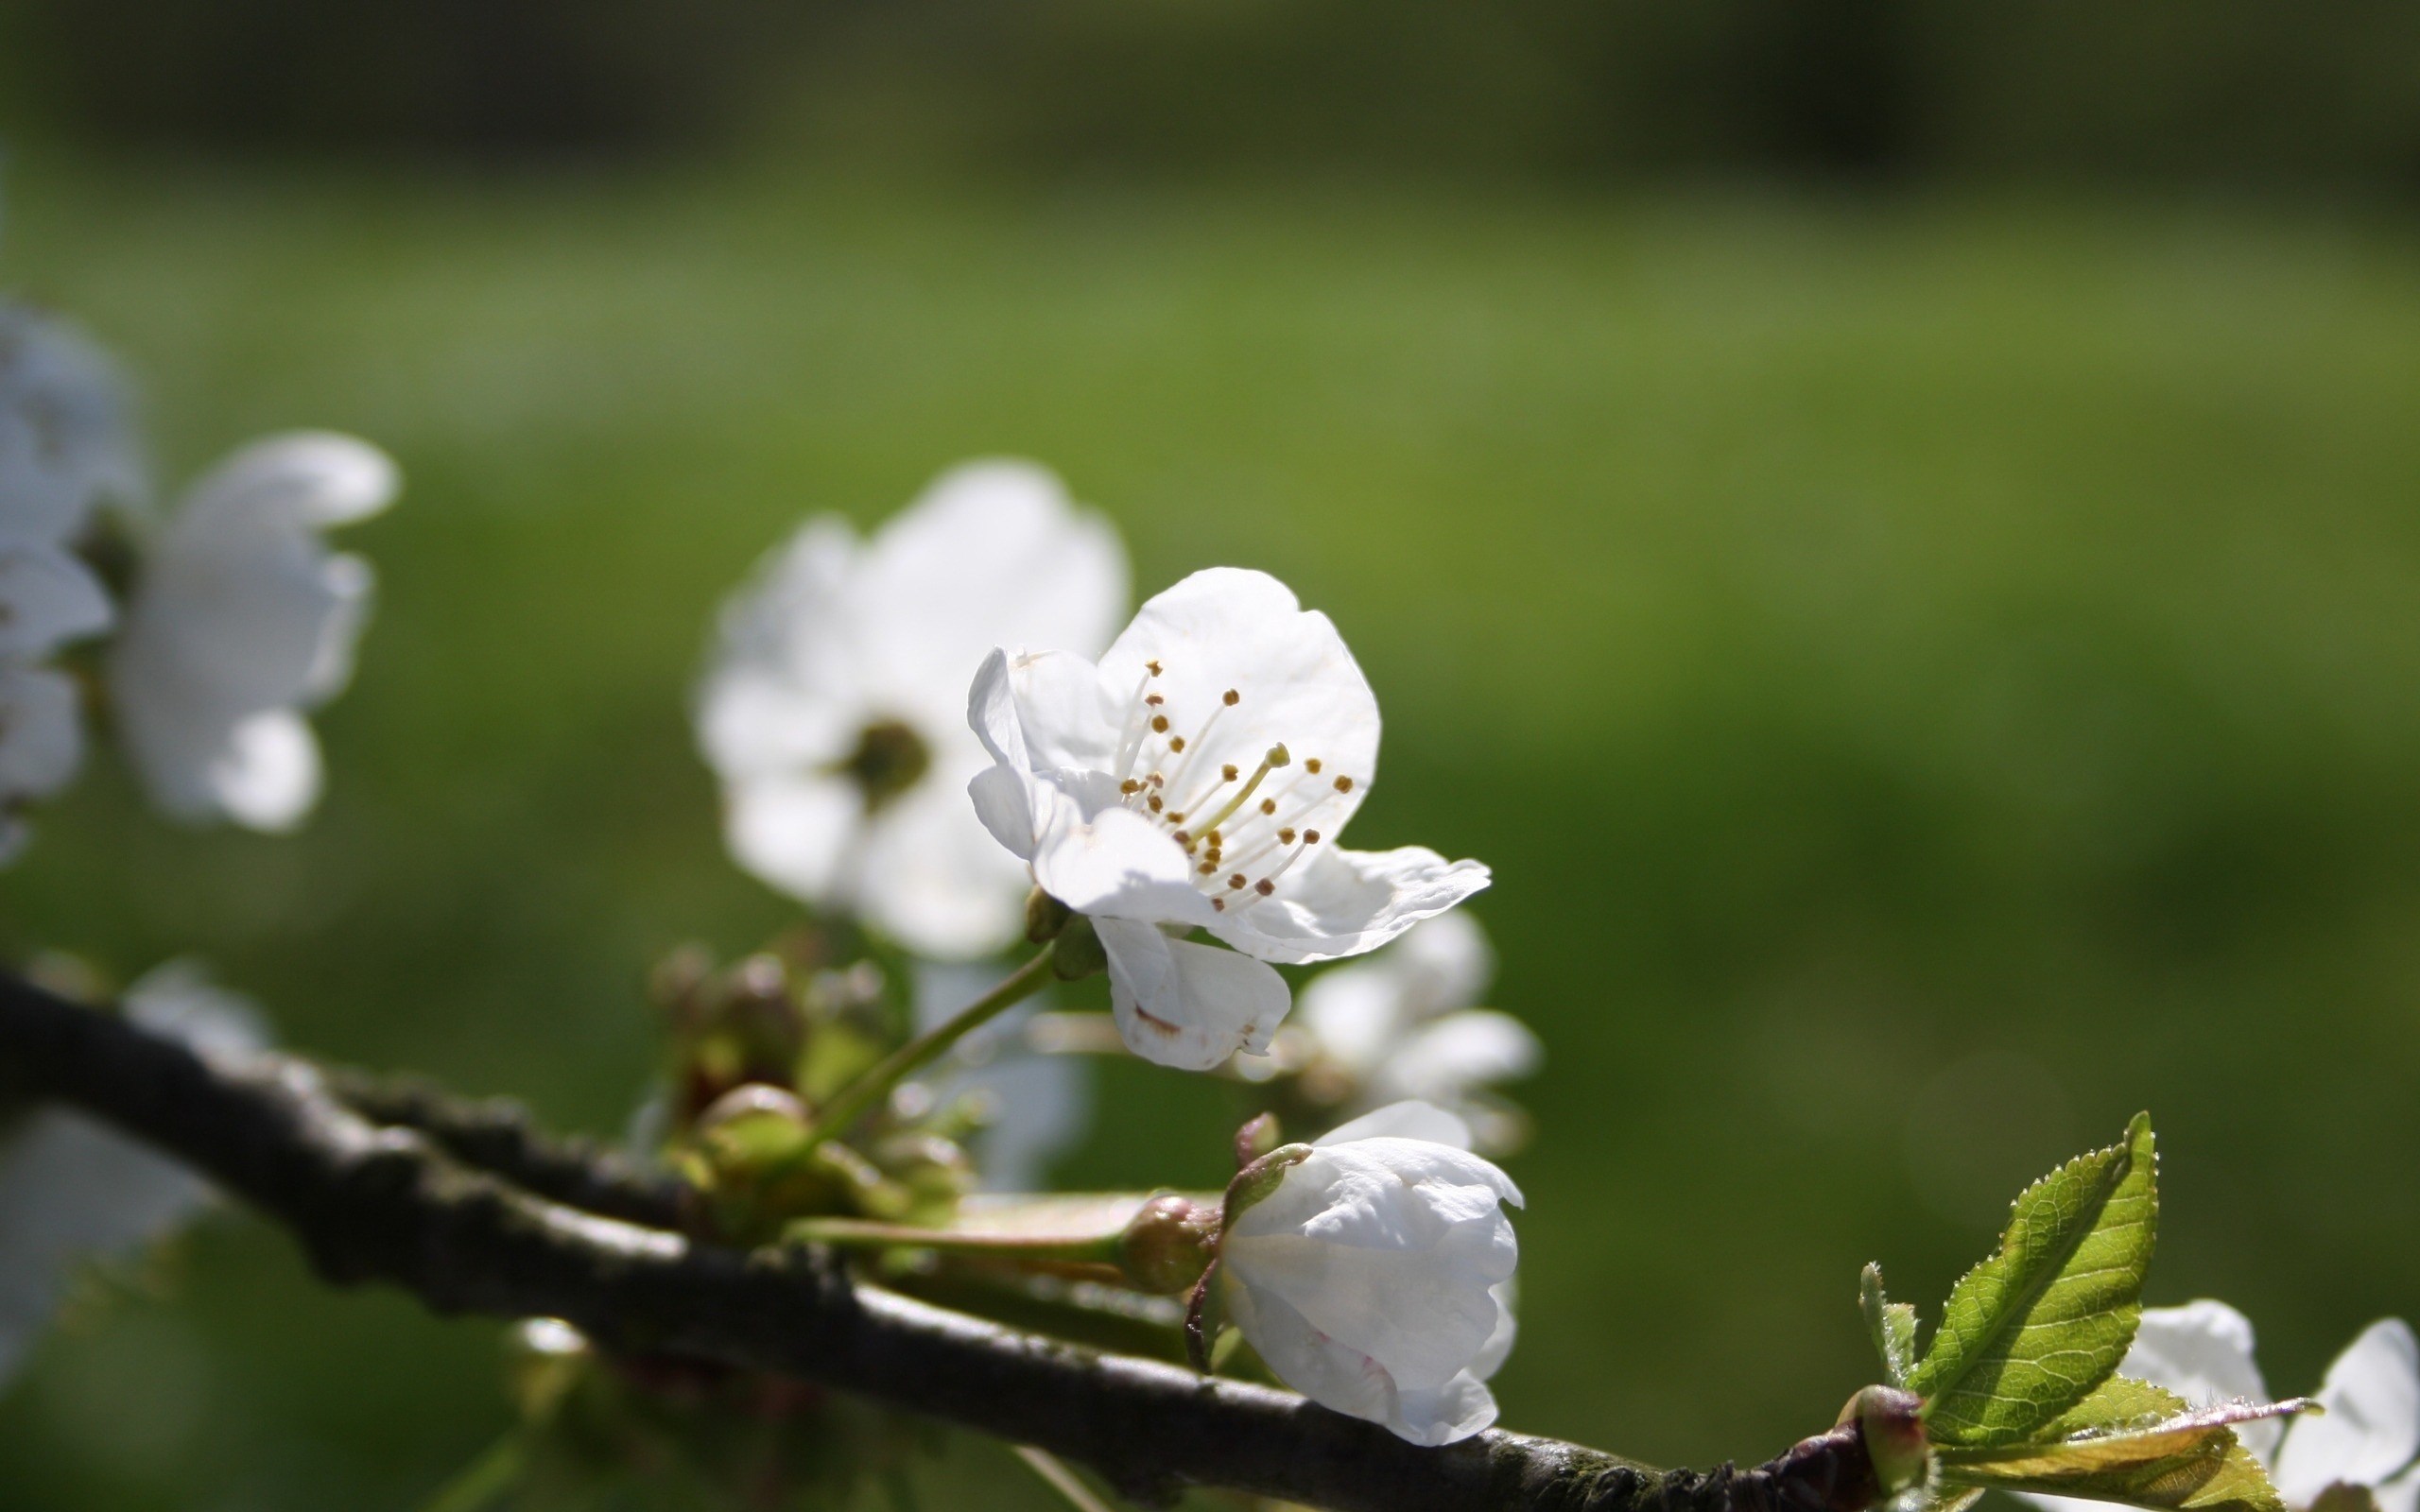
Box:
[787,1215,1126,1267]
[805,943,1058,1146]
[1011,1445,1119,1512]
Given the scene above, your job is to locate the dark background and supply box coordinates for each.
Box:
[0,4,2416,1509]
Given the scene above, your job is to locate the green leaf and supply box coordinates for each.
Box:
[1908,1112,2159,1447]
[1864,1263,1920,1389]
[1935,1376,2308,1512]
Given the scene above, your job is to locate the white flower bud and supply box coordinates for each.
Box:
[1217,1101,1522,1447]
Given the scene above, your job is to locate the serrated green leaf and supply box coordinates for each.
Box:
[1909,1112,2158,1447]
[1937,1378,2315,1474]
[1935,1376,2310,1512]
[1864,1263,1920,1389]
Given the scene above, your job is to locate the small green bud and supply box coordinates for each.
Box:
[1025,887,1074,944]
[693,1084,814,1178]
[1050,914,1107,981]
[1843,1384,1929,1496]
[1220,1143,1314,1229]
[1117,1194,1219,1293]
[1233,1112,1282,1168]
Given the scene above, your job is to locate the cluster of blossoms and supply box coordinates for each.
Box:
[646,466,1533,1449]
[0,269,396,1387]
[0,299,398,849]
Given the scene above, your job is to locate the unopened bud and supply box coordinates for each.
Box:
[1050,914,1107,981]
[1842,1384,1928,1495]
[1233,1112,1283,1168]
[697,1082,808,1132]
[1026,888,1073,944]
[1118,1194,1219,1293]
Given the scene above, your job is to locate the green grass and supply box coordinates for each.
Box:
[5,160,2420,1509]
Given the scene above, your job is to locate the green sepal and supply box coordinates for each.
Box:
[1934,1376,2311,1512]
[1910,1112,2158,1447]
[1050,916,1106,981]
[1863,1263,1919,1390]
[1219,1143,1313,1230]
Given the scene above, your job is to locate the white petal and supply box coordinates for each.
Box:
[2123,1301,2277,1465]
[1224,1141,1520,1388]
[109,433,390,828]
[2377,1465,2420,1512]
[177,431,398,532]
[853,460,1128,722]
[123,504,368,714]
[0,1110,213,1386]
[1295,962,1409,1078]
[209,710,323,833]
[1001,648,1121,774]
[0,665,84,799]
[295,552,377,704]
[695,515,864,778]
[1387,1371,1502,1447]
[2276,1320,2420,1503]
[1030,802,1221,928]
[1370,1011,1543,1109]
[1219,1263,1500,1446]
[1315,1101,1476,1150]
[123,960,268,1058]
[0,541,112,660]
[1097,917,1289,1071]
[1097,568,1379,826]
[1211,844,1492,965]
[1469,1279,1519,1382]
[0,302,143,542]
[1382,910,1495,1020]
[724,772,864,905]
[1221,1266,1403,1429]
[853,773,1032,958]
[966,647,1041,858]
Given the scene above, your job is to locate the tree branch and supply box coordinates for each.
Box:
[0,972,1877,1512]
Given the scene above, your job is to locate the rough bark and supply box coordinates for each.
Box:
[0,971,1878,1512]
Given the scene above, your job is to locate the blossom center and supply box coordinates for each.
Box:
[1109,662,1361,913]
[834,717,931,810]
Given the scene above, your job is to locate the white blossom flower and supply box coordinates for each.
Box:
[967,567,1491,1071]
[1218,1100,1521,1446]
[0,302,137,861]
[2022,1302,2420,1512]
[908,960,1092,1192]
[0,962,266,1388]
[1290,911,1539,1138]
[0,301,142,545]
[109,431,397,832]
[698,461,1127,959]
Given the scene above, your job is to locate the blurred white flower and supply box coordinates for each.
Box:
[698,461,1127,959]
[0,962,266,1388]
[968,567,1491,1071]
[1290,911,1538,1140]
[110,432,398,832]
[0,303,138,861]
[0,301,142,544]
[1219,1100,1521,1447]
[2021,1302,2420,1512]
[908,960,1092,1192]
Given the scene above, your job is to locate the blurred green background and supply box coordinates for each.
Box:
[3,4,2420,1508]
